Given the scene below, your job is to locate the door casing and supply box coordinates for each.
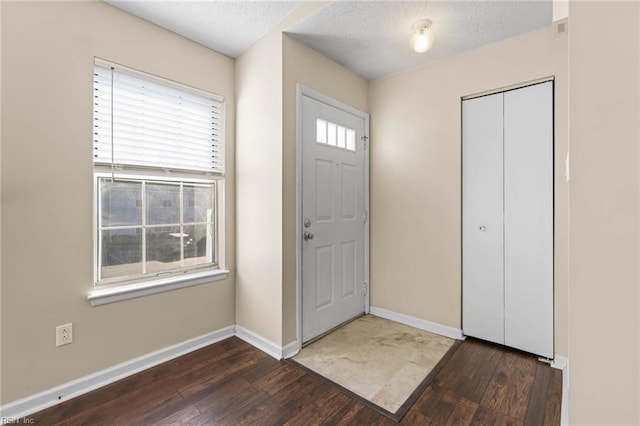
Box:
[294,84,370,355]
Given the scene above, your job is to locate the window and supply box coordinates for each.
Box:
[316,119,356,151]
[97,176,216,283]
[92,59,225,290]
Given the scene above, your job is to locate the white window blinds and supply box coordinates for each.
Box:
[93,63,224,175]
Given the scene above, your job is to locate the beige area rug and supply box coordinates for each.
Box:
[291,315,458,420]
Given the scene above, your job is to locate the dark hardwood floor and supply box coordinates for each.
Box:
[29,336,562,425]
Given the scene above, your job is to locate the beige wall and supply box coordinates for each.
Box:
[0,1,236,404]
[235,27,284,346]
[235,2,338,347]
[369,24,569,356]
[282,35,369,344]
[568,2,640,424]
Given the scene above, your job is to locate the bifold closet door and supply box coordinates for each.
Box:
[462,93,505,346]
[463,81,553,359]
[503,82,553,358]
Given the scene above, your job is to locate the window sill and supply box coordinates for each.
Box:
[87,269,229,307]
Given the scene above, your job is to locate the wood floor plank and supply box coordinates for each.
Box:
[216,394,284,426]
[436,339,503,403]
[472,405,524,426]
[272,374,331,415]
[281,392,363,426]
[444,397,479,425]
[500,354,538,419]
[172,337,250,379]
[239,355,282,384]
[28,336,562,426]
[190,386,271,425]
[417,388,458,423]
[282,404,321,426]
[334,402,367,425]
[153,404,202,426]
[317,392,363,425]
[111,389,185,425]
[543,368,563,425]
[413,384,440,416]
[341,404,396,426]
[177,348,267,398]
[480,351,518,413]
[191,377,252,412]
[253,362,306,395]
[399,409,432,425]
[524,360,552,425]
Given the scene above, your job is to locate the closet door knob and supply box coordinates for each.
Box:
[479,226,486,231]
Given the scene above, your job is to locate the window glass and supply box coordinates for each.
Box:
[316,119,327,144]
[183,185,213,223]
[328,122,337,146]
[184,224,212,265]
[101,228,143,279]
[346,129,356,151]
[315,119,357,152]
[146,226,182,273]
[100,180,142,227]
[337,126,346,149]
[146,183,180,225]
[96,177,216,284]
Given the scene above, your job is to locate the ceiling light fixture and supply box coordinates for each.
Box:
[411,19,434,53]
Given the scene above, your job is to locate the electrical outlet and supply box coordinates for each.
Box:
[56,323,73,347]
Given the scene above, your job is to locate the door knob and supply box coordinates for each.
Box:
[479,226,486,231]
[304,231,314,241]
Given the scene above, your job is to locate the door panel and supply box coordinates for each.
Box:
[315,159,334,221]
[315,245,334,309]
[302,95,366,342]
[462,93,505,346]
[342,241,356,297]
[504,82,554,358]
[341,163,356,219]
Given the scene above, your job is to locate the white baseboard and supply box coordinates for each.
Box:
[234,325,285,360]
[551,354,567,370]
[0,325,235,421]
[551,355,569,426]
[282,341,300,359]
[369,306,464,340]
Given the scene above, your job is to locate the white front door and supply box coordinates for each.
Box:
[301,94,367,343]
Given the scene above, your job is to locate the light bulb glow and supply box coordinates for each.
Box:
[410,20,434,53]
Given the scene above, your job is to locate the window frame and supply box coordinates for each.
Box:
[93,171,221,288]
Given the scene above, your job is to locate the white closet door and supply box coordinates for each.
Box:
[462,93,505,345]
[503,82,554,358]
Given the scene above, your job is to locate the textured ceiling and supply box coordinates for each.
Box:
[105,0,302,58]
[286,1,553,80]
[105,0,553,80]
